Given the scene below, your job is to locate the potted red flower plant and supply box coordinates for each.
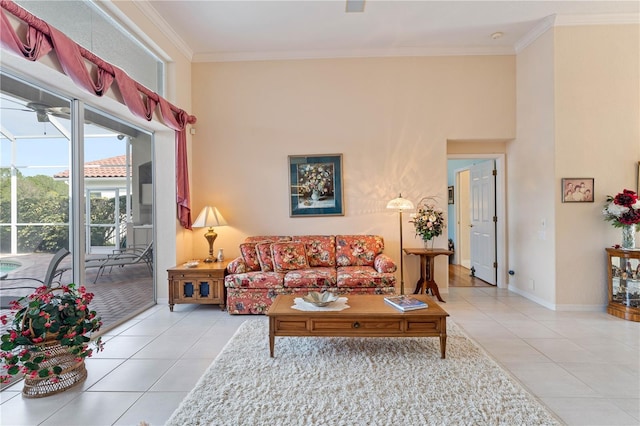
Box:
[0,284,104,397]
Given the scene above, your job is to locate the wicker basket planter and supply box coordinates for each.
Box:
[22,339,88,398]
[1,284,102,394]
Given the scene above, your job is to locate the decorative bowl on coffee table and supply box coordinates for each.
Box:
[302,291,339,307]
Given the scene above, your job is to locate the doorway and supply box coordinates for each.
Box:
[447,154,506,288]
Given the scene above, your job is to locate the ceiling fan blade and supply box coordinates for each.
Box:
[0,107,32,111]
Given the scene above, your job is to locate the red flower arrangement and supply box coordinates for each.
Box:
[0,284,103,384]
[603,189,640,227]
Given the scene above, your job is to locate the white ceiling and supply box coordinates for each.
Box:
[140,1,639,62]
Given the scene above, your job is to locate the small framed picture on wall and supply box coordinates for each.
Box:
[561,178,594,203]
[448,186,454,204]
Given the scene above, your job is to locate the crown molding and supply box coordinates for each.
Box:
[514,15,556,54]
[555,13,640,26]
[193,45,514,63]
[96,1,171,62]
[132,0,194,62]
[515,12,639,53]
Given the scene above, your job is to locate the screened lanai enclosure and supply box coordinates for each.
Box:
[0,73,155,330]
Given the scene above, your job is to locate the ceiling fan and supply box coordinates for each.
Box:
[24,102,71,122]
[1,98,71,122]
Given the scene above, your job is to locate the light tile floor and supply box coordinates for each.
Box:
[1,287,638,426]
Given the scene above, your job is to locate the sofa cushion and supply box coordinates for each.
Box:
[245,236,291,244]
[336,266,396,288]
[283,267,337,288]
[224,271,285,289]
[293,235,336,267]
[271,241,309,272]
[226,257,247,274]
[256,242,275,272]
[335,235,384,267]
[374,254,397,273]
[239,243,261,271]
[226,287,290,315]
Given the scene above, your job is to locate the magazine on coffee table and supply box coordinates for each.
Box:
[384,295,428,312]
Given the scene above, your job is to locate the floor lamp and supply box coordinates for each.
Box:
[387,194,414,294]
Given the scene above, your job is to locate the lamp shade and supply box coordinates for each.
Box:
[386,194,414,211]
[192,206,228,228]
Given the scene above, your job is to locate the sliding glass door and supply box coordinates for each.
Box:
[0,72,155,330]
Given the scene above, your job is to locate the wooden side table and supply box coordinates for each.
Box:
[403,248,453,303]
[167,260,229,311]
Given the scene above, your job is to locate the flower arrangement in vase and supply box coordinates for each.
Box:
[0,284,104,396]
[603,189,640,249]
[410,197,446,247]
[297,163,333,199]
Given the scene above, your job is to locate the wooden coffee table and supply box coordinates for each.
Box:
[267,294,449,358]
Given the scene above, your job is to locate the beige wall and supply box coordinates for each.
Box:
[554,24,640,308]
[191,56,515,289]
[510,29,557,305]
[511,24,640,309]
[447,140,508,154]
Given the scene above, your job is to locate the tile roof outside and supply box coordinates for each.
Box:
[53,155,130,179]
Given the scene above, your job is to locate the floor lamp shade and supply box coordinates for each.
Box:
[386,196,414,211]
[193,206,228,262]
[387,194,414,294]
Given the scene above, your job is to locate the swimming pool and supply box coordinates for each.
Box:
[0,261,21,275]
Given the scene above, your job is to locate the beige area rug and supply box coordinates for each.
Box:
[166,319,561,426]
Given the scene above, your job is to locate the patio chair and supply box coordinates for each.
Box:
[85,241,153,283]
[0,248,71,309]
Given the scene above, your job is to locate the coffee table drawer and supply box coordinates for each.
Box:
[406,320,442,332]
[311,319,403,333]
[275,320,308,331]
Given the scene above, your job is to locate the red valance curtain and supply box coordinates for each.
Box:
[0,0,195,229]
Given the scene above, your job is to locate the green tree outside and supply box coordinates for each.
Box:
[0,168,126,253]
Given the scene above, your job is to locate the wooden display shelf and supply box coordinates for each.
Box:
[605,247,640,322]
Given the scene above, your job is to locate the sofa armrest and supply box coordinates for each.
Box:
[226,257,247,274]
[374,254,397,273]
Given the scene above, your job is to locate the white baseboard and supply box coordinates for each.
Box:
[508,286,605,311]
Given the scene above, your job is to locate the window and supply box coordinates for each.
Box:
[14,0,164,94]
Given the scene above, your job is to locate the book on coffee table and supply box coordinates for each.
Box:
[384,295,428,312]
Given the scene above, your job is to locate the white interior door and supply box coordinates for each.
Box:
[470,160,496,285]
[458,170,471,268]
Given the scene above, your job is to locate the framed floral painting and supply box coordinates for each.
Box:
[561,178,594,202]
[288,154,344,217]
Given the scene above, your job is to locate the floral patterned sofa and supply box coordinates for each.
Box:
[224,235,397,314]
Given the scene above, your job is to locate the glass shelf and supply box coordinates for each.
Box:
[606,248,640,321]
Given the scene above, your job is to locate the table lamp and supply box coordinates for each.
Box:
[387,193,414,294]
[192,206,228,262]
